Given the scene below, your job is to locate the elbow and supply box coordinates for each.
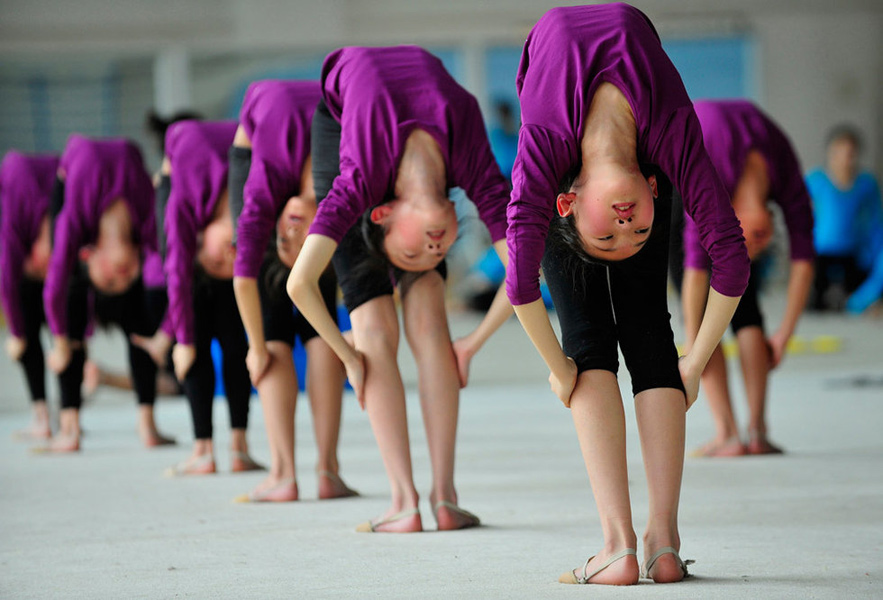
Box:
[286,268,305,307]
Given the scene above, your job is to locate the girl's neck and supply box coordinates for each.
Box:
[396,129,446,207]
[98,198,133,243]
[581,83,640,181]
[829,165,856,190]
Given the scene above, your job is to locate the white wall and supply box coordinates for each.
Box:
[1,0,881,174]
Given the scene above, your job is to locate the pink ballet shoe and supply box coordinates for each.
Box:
[232,478,298,503]
[230,451,266,473]
[746,431,784,455]
[32,435,80,454]
[164,454,216,477]
[318,471,359,500]
[355,508,422,533]
[432,500,481,531]
[688,435,746,458]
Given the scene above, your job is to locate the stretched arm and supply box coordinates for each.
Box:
[681,267,711,350]
[233,276,271,385]
[680,287,742,408]
[513,298,577,407]
[452,239,513,387]
[768,259,813,368]
[288,234,364,402]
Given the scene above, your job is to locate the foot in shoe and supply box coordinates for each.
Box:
[355,507,422,533]
[230,451,265,473]
[164,453,216,477]
[317,471,359,500]
[559,548,639,585]
[233,477,298,503]
[746,432,784,455]
[13,424,52,442]
[141,430,176,448]
[642,546,693,583]
[432,500,481,531]
[32,432,80,454]
[689,435,746,458]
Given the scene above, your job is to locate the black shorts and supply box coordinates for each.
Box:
[542,180,684,397]
[730,262,764,334]
[311,98,446,313]
[259,253,338,346]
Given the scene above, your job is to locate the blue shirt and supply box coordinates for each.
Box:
[806,169,882,259]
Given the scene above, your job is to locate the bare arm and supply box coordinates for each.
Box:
[681,267,711,350]
[288,234,365,403]
[513,298,577,407]
[451,239,514,386]
[768,259,813,368]
[680,287,742,408]
[233,276,271,385]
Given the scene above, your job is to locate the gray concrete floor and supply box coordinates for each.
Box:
[1,292,882,599]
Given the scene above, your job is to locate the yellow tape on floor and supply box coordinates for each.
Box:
[676,335,843,357]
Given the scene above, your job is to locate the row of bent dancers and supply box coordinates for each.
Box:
[3,2,877,586]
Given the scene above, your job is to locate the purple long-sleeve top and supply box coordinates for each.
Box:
[309,46,509,246]
[43,135,160,337]
[164,120,237,345]
[506,3,750,305]
[234,80,321,279]
[0,151,59,337]
[684,99,815,270]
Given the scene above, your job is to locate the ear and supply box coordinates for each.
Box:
[370,204,393,224]
[556,193,576,218]
[647,174,658,199]
[79,246,94,262]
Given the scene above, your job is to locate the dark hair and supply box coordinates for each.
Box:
[547,161,668,270]
[145,109,204,155]
[826,124,862,152]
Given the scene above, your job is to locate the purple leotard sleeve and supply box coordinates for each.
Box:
[234,80,322,279]
[685,100,815,270]
[506,3,749,306]
[43,136,156,336]
[309,46,508,244]
[164,120,237,345]
[0,152,59,337]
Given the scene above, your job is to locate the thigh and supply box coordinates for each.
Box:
[332,224,395,313]
[259,255,297,347]
[541,237,618,375]
[311,99,342,203]
[20,277,46,340]
[730,262,765,334]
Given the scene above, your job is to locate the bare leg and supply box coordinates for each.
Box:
[564,370,639,585]
[237,341,298,500]
[692,343,744,457]
[137,405,175,447]
[304,336,356,498]
[635,387,687,583]
[401,272,473,529]
[350,296,421,532]
[15,400,51,440]
[37,408,80,453]
[736,327,781,454]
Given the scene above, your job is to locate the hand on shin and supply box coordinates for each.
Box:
[5,336,26,361]
[245,345,271,385]
[678,356,700,410]
[48,336,72,373]
[549,357,578,407]
[172,344,197,381]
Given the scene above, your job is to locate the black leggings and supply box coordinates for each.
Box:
[543,184,684,397]
[90,277,168,407]
[182,270,251,440]
[810,255,865,310]
[16,277,47,403]
[58,266,90,410]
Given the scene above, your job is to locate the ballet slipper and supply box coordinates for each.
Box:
[230,451,266,473]
[355,508,422,533]
[12,425,52,442]
[164,454,216,477]
[688,435,746,458]
[746,431,784,455]
[232,478,298,503]
[142,432,176,448]
[32,434,80,454]
[317,470,359,500]
[559,548,638,584]
[641,546,694,583]
[432,500,481,531]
